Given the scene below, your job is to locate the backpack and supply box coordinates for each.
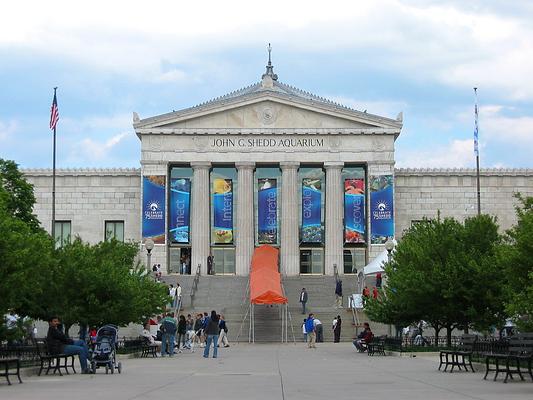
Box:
[162,319,177,334]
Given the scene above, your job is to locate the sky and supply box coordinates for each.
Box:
[1,0,532,169]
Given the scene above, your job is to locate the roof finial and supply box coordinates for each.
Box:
[262,43,278,81]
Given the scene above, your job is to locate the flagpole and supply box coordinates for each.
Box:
[474,87,481,216]
[51,87,58,241]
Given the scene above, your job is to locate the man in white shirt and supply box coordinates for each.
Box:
[313,317,324,343]
[141,323,162,352]
[176,283,182,310]
[168,284,177,308]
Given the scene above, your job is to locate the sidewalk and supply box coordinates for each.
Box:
[2,343,531,399]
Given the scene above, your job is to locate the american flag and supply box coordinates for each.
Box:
[50,90,59,131]
[474,88,479,156]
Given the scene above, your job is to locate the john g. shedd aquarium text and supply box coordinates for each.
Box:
[211,138,324,148]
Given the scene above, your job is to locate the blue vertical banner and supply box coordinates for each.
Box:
[370,175,394,244]
[169,178,191,243]
[301,178,323,243]
[344,178,366,243]
[213,178,233,244]
[257,178,278,244]
[142,175,166,244]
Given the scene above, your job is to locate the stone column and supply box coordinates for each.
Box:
[235,162,255,276]
[191,161,211,275]
[280,161,300,276]
[324,162,344,276]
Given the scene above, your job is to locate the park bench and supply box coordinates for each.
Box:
[484,333,533,383]
[0,357,22,385]
[35,339,77,376]
[140,337,158,358]
[368,336,386,356]
[438,334,476,373]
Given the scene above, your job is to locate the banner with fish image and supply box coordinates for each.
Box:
[142,175,166,244]
[257,178,278,244]
[370,175,394,244]
[169,178,191,243]
[212,178,233,244]
[344,178,366,243]
[301,178,323,243]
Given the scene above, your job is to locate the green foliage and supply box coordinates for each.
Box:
[499,195,533,330]
[366,214,504,344]
[1,159,168,338]
[0,203,55,319]
[0,158,40,230]
[37,238,169,333]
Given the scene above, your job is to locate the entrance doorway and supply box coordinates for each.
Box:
[169,247,192,274]
[212,247,236,275]
[299,249,324,274]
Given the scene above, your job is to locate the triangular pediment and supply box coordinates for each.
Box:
[134,80,402,131]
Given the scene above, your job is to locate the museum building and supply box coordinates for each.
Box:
[23,61,533,277]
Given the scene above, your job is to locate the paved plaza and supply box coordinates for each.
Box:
[2,343,531,399]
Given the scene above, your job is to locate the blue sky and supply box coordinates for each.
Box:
[1,0,532,169]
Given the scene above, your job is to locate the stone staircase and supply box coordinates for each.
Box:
[155,274,392,343]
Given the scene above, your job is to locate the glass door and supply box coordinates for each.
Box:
[212,248,236,275]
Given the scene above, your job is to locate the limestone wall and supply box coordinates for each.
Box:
[395,168,533,238]
[24,168,142,245]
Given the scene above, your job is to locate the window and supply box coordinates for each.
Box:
[54,221,71,248]
[105,221,124,242]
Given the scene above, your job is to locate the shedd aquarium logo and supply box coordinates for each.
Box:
[373,200,392,220]
[145,200,163,220]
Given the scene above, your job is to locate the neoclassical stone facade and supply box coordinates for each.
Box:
[22,67,533,277]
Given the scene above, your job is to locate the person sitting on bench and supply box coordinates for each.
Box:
[353,322,373,352]
[46,316,90,374]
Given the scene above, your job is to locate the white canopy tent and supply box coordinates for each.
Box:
[356,240,397,293]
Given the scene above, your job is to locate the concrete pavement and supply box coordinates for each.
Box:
[1,343,532,399]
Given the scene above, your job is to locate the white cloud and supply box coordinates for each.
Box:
[0,119,18,141]
[396,139,475,168]
[457,104,533,145]
[2,1,533,99]
[325,96,407,120]
[74,131,131,161]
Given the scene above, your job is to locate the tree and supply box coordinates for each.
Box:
[366,214,504,346]
[0,159,55,323]
[35,238,169,335]
[0,159,40,230]
[499,195,533,330]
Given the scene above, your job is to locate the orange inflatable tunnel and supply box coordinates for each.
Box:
[249,245,287,304]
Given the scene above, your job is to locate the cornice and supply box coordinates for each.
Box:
[135,128,400,136]
[395,168,533,176]
[22,168,141,177]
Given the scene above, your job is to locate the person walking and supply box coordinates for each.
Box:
[305,314,316,348]
[191,314,203,352]
[203,310,220,358]
[176,283,182,311]
[302,319,308,342]
[333,315,342,343]
[177,315,187,352]
[335,280,343,308]
[375,272,382,289]
[185,314,194,349]
[160,312,177,357]
[168,284,177,309]
[218,315,230,348]
[299,288,308,314]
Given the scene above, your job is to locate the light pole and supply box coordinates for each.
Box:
[385,238,394,263]
[145,238,154,273]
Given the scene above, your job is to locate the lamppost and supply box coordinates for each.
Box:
[385,238,394,263]
[145,238,154,272]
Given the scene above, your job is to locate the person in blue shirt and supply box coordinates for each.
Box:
[305,314,316,348]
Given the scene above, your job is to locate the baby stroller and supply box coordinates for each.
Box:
[90,324,122,374]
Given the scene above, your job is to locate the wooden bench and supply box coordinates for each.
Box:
[141,338,158,358]
[0,358,22,385]
[368,336,386,356]
[35,340,77,376]
[484,333,533,383]
[439,334,476,373]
